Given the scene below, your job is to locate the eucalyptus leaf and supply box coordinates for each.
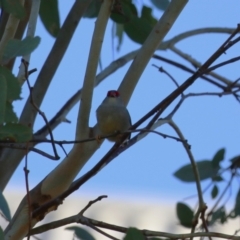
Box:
[209,206,226,225]
[174,160,219,182]
[39,0,60,37]
[111,1,138,24]
[211,185,218,199]
[0,123,32,142]
[2,36,41,63]
[176,202,193,228]
[124,5,157,44]
[0,66,21,101]
[1,0,25,19]
[83,0,101,18]
[0,75,7,124]
[0,191,11,221]
[150,0,170,11]
[124,16,153,44]
[66,226,95,240]
[5,101,18,123]
[124,228,145,240]
[229,155,240,169]
[233,188,240,216]
[141,6,157,26]
[115,23,124,51]
[212,148,225,168]
[0,227,3,240]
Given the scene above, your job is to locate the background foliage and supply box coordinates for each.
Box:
[0,0,240,239]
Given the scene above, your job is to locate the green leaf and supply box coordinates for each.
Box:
[211,185,218,199]
[230,155,240,169]
[0,66,21,100]
[150,0,170,11]
[124,5,157,44]
[0,227,3,240]
[141,6,157,26]
[111,1,138,24]
[0,191,11,221]
[0,123,32,142]
[174,160,219,182]
[212,148,225,168]
[5,101,18,123]
[1,0,26,19]
[115,23,124,51]
[212,175,224,182]
[229,209,236,219]
[0,75,7,124]
[233,188,240,217]
[66,226,95,240]
[149,238,166,240]
[83,0,102,18]
[124,228,145,240]
[176,202,194,228]
[39,0,60,37]
[124,16,153,44]
[209,206,226,225]
[2,36,41,63]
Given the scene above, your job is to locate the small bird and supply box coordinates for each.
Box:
[96,90,131,142]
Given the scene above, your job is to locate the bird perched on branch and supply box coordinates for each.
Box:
[96,90,131,142]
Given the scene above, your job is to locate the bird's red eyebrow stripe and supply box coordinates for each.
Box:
[107,90,120,97]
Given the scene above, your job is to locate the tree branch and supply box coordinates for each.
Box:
[168,120,205,231]
[160,27,235,49]
[76,0,112,139]
[119,0,188,105]
[0,0,25,62]
[29,213,240,240]
[170,45,236,86]
[0,0,92,192]
[17,0,41,84]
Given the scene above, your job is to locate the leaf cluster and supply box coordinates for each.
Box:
[174,148,240,228]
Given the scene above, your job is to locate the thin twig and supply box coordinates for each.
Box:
[207,56,240,73]
[137,28,240,135]
[160,27,235,50]
[130,128,189,147]
[169,120,204,208]
[22,59,60,160]
[2,127,188,146]
[28,195,108,237]
[79,195,108,215]
[169,45,234,87]
[29,214,240,240]
[167,90,240,119]
[183,181,213,201]
[200,206,212,240]
[168,120,206,238]
[152,54,226,89]
[153,64,180,88]
[87,224,119,240]
[207,173,235,217]
[24,143,31,240]
[0,143,61,160]
[17,0,41,84]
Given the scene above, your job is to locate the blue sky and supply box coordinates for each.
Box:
[5,1,240,209]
